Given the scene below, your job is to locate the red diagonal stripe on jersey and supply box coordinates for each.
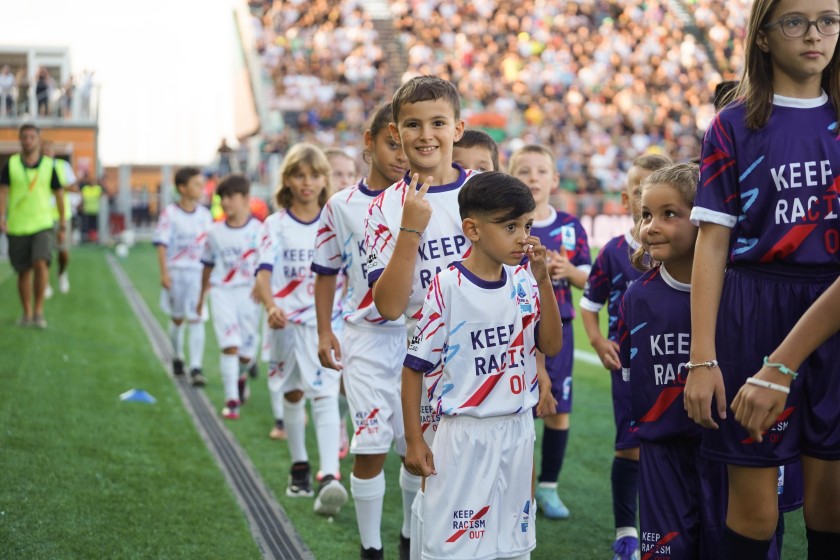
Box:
[522,314,535,329]
[741,406,795,444]
[275,278,303,298]
[759,224,818,263]
[459,374,505,409]
[355,408,380,436]
[316,233,336,248]
[638,387,683,423]
[511,330,524,347]
[642,531,680,560]
[446,505,490,543]
[358,288,374,308]
[703,158,736,188]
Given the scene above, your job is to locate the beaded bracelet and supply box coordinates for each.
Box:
[399,226,423,238]
[746,376,791,395]
[763,357,799,379]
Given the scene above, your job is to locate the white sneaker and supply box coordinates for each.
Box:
[313,475,348,516]
[44,284,54,299]
[59,273,70,293]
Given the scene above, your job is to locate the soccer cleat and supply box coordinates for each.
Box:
[535,485,570,519]
[314,474,348,516]
[399,533,410,560]
[269,420,286,440]
[16,316,32,328]
[238,375,250,404]
[287,462,314,497]
[360,545,384,560]
[248,362,258,378]
[44,284,54,299]
[339,417,350,459]
[221,400,240,420]
[32,314,47,329]
[190,368,207,387]
[172,359,185,376]
[612,536,641,560]
[59,273,70,294]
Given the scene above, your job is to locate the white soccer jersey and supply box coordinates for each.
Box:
[201,218,261,287]
[257,209,341,327]
[365,165,477,323]
[312,181,405,331]
[404,262,542,418]
[154,203,213,270]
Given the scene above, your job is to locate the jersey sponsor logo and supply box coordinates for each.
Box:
[446,505,489,542]
[408,333,422,352]
[367,250,378,269]
[560,224,576,251]
[515,282,532,313]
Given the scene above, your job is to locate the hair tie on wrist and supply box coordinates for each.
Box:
[399,226,423,238]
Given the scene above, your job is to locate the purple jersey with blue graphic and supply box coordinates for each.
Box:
[580,231,642,340]
[404,262,541,418]
[692,94,840,266]
[530,207,590,321]
[618,265,699,442]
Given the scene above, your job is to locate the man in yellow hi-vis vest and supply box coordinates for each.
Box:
[0,123,65,328]
[81,180,103,242]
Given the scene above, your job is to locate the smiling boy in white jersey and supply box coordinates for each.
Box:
[403,172,561,560]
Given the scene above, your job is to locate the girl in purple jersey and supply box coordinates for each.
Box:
[684,1,840,558]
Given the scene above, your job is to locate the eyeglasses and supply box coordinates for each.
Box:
[763,15,840,38]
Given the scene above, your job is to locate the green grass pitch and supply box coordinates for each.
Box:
[0,244,806,558]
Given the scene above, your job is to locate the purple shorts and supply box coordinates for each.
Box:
[545,321,574,414]
[639,439,726,560]
[779,461,803,513]
[702,264,840,467]
[611,368,639,450]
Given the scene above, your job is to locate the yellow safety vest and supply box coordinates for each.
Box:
[7,154,56,235]
[211,193,224,221]
[82,184,103,215]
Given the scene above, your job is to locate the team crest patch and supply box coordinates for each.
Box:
[560,225,575,251]
[515,282,532,313]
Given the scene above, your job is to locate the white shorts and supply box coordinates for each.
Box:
[267,322,340,399]
[343,324,407,455]
[406,318,441,448]
[421,412,536,560]
[159,268,207,322]
[208,286,259,357]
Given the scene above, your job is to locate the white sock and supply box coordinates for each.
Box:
[400,464,422,539]
[312,395,340,477]
[267,367,285,420]
[351,472,385,550]
[410,489,424,560]
[284,398,308,463]
[220,354,239,403]
[187,322,205,370]
[169,322,185,360]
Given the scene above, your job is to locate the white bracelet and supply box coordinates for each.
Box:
[746,377,790,395]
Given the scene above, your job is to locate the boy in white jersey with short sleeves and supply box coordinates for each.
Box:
[154,166,213,385]
[403,172,561,560]
[198,175,262,419]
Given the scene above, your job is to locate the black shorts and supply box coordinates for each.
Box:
[7,229,53,272]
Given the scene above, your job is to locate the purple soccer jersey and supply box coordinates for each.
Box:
[618,265,699,443]
[581,231,642,341]
[692,94,840,266]
[530,207,591,321]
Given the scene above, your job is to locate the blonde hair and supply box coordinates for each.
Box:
[727,0,840,128]
[507,144,555,174]
[275,143,332,209]
[631,163,700,271]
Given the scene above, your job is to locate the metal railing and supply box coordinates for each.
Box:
[0,84,99,124]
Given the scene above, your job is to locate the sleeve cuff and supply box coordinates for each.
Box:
[311,263,340,276]
[201,260,215,267]
[152,241,167,247]
[579,297,604,313]
[257,263,273,273]
[576,264,592,275]
[690,206,737,228]
[403,354,435,373]
[367,268,383,287]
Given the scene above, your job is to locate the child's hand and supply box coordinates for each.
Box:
[400,173,434,233]
[535,364,557,417]
[524,236,550,282]
[404,441,437,477]
[592,336,621,371]
[547,247,574,282]
[267,306,287,329]
[160,272,171,290]
[195,297,204,319]
[318,331,343,370]
[731,366,792,443]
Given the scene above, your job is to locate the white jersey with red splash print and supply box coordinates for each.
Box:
[153,203,213,270]
[257,208,341,327]
[404,261,542,418]
[364,165,476,324]
[201,217,261,288]
[312,181,405,332]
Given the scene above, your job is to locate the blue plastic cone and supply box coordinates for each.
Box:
[119,389,157,404]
